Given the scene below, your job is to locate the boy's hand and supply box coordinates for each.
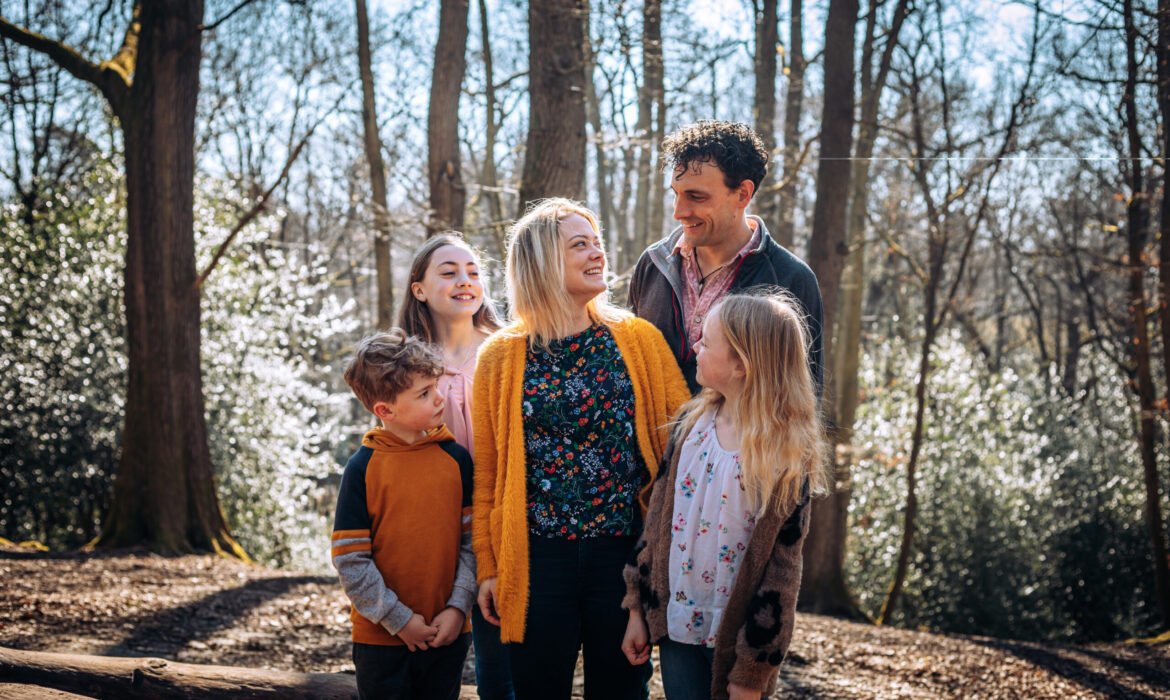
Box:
[728,682,762,700]
[397,613,438,652]
[477,578,501,626]
[620,609,650,665]
[429,607,466,647]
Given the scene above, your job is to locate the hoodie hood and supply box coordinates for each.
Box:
[361,424,456,453]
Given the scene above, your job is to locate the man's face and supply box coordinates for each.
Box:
[670,162,752,248]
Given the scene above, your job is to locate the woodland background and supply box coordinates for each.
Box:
[1,0,1168,648]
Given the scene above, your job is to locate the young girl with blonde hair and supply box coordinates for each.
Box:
[398,233,513,700]
[472,198,689,699]
[621,290,827,700]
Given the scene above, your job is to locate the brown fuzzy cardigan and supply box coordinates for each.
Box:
[622,437,811,699]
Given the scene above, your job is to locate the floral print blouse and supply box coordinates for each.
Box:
[522,323,645,539]
[667,408,757,647]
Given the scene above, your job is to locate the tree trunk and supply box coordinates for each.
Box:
[356,0,394,328]
[877,315,934,625]
[808,0,911,619]
[630,1,661,268]
[428,0,469,235]
[583,15,615,249]
[799,0,857,616]
[0,2,253,556]
[519,0,587,209]
[99,1,243,556]
[640,0,665,256]
[753,0,779,226]
[775,0,805,249]
[1123,0,1170,630]
[649,62,666,247]
[476,0,507,261]
[1157,0,1170,409]
[0,646,357,700]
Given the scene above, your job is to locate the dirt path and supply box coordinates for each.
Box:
[1,550,1167,698]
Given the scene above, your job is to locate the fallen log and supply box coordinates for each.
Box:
[0,683,94,699]
[0,647,357,699]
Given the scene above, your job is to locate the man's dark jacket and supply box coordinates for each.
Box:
[628,216,824,396]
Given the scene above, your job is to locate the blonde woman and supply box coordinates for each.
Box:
[620,291,827,700]
[471,199,689,699]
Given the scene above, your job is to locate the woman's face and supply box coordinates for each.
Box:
[559,213,607,305]
[411,244,485,321]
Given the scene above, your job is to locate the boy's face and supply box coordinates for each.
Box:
[374,372,445,434]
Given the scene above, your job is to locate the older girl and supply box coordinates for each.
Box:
[621,291,826,700]
[398,233,512,700]
[471,199,689,699]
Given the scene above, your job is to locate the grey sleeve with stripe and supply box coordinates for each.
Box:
[333,538,415,635]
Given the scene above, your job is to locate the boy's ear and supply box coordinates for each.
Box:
[372,400,395,422]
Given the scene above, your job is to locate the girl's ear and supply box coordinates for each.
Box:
[731,355,748,382]
[410,282,426,302]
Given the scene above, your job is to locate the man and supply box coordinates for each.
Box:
[628,120,823,395]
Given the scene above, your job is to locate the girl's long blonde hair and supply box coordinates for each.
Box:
[675,290,828,517]
[505,198,628,350]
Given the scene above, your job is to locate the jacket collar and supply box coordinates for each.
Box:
[646,214,775,287]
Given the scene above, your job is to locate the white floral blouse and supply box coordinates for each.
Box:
[666,408,758,647]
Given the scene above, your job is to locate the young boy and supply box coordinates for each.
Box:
[332,329,476,700]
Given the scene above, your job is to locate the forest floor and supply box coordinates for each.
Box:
[1,548,1168,699]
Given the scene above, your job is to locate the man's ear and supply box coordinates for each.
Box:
[372,400,395,422]
[736,179,756,207]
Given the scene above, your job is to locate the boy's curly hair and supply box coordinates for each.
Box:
[343,328,444,412]
[662,120,769,195]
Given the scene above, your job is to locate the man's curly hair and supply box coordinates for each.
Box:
[662,120,769,195]
[343,328,443,412]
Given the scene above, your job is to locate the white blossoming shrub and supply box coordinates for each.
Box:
[848,330,1158,640]
[1,157,356,572]
[0,162,127,547]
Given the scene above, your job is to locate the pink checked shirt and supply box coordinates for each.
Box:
[673,221,761,347]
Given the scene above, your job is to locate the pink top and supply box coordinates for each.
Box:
[437,352,476,454]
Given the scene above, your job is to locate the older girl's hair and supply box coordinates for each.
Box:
[675,290,827,516]
[398,232,501,341]
[505,198,628,349]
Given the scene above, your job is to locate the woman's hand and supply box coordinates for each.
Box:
[620,609,651,665]
[477,578,501,626]
[728,682,762,700]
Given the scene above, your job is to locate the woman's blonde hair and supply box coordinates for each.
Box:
[675,290,828,517]
[505,198,628,349]
[398,232,501,341]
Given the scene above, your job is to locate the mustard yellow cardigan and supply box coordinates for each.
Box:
[471,315,690,642]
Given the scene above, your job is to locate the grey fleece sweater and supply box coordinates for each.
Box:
[623,438,811,699]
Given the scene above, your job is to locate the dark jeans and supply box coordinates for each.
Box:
[472,604,515,700]
[507,535,650,700]
[659,641,711,700]
[658,638,716,700]
[352,634,471,700]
